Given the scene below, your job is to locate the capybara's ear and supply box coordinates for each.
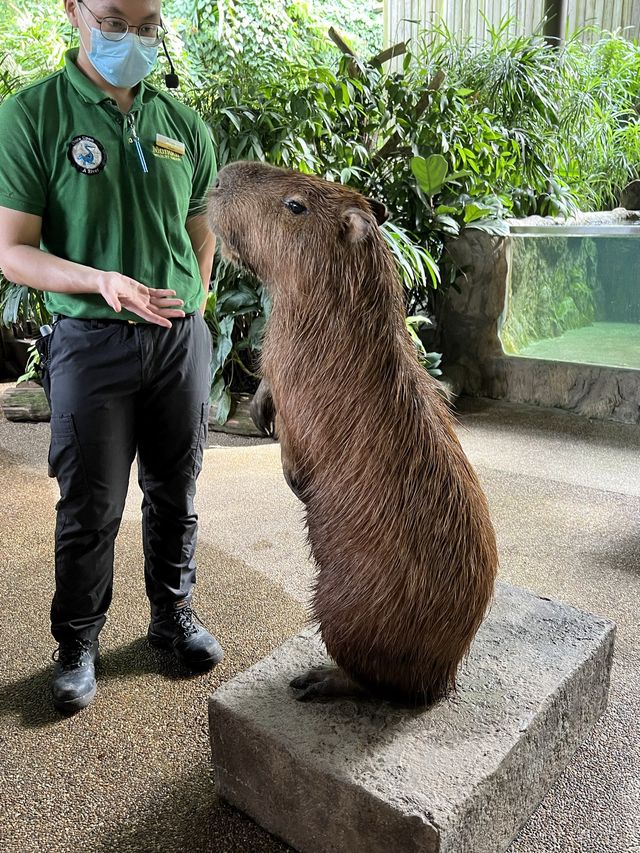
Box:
[341,208,372,243]
[367,198,389,225]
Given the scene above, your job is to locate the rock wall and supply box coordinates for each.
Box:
[437,227,507,391]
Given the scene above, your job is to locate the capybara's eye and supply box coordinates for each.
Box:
[284,199,307,215]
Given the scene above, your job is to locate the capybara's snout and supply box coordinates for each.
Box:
[206,163,247,226]
[207,161,278,219]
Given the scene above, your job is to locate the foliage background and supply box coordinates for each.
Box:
[0,3,639,415]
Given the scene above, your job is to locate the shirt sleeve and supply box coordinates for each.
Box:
[0,96,48,216]
[188,113,217,218]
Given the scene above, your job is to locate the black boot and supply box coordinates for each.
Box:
[148,599,223,671]
[52,638,99,713]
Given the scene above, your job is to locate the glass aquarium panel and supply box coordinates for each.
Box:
[500,230,640,370]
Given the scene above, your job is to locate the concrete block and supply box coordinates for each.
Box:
[209,583,615,853]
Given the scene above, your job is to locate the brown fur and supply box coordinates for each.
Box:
[207,161,498,705]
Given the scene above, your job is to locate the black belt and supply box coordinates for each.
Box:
[55,313,196,326]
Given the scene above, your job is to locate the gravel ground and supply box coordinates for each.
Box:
[0,388,638,853]
[0,401,299,853]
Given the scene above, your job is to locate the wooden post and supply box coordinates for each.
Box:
[543,0,567,45]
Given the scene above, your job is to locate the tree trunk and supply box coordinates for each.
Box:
[543,0,567,46]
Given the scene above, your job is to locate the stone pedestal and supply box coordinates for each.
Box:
[209,583,615,853]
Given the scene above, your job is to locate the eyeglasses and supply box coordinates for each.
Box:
[77,0,167,47]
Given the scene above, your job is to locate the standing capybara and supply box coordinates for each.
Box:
[207,161,498,705]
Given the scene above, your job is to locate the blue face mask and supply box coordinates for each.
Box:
[85,27,158,89]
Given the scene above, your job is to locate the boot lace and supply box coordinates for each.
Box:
[52,638,94,669]
[172,604,199,638]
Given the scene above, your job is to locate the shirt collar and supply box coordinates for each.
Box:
[64,48,159,107]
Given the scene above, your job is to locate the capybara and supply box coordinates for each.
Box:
[207,161,498,705]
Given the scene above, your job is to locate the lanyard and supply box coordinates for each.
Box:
[127,113,148,174]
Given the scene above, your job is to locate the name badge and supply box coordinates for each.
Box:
[154,134,185,156]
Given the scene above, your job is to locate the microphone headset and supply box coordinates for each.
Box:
[162,40,180,89]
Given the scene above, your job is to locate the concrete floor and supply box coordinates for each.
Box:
[0,391,638,853]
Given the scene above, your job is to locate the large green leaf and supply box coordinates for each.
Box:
[210,375,226,404]
[434,214,461,237]
[217,288,261,315]
[214,388,232,426]
[247,315,266,349]
[463,203,495,223]
[211,315,235,372]
[411,154,449,198]
[465,217,510,236]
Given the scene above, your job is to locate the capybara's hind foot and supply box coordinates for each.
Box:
[290,666,368,702]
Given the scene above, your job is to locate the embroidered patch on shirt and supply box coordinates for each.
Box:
[68,135,107,175]
[153,134,185,160]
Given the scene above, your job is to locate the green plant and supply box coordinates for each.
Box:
[203,262,271,423]
[3,4,639,420]
[0,281,50,329]
[189,50,445,295]
[185,21,639,415]
[0,1,68,98]
[16,342,40,385]
[406,316,442,378]
[0,282,50,384]
[409,18,640,213]
[381,221,440,313]
[556,30,640,209]
[164,0,381,86]
[302,0,382,57]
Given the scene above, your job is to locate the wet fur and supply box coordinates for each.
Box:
[208,162,498,705]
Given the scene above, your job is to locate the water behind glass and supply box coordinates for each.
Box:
[500,230,640,370]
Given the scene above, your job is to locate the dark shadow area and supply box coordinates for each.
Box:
[0,637,207,729]
[92,762,291,853]
[582,533,640,577]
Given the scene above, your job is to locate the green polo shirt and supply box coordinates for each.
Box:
[0,49,216,320]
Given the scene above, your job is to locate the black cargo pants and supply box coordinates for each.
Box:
[40,313,212,643]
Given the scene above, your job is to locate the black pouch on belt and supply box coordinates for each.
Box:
[34,323,55,405]
[34,323,58,478]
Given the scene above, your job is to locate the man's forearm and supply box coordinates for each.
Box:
[186,215,215,313]
[0,244,102,295]
[199,253,215,313]
[0,209,185,326]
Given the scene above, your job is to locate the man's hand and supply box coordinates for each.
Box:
[95,272,185,328]
[0,207,185,327]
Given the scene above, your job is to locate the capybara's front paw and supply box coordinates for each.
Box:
[250,379,276,437]
[290,666,367,702]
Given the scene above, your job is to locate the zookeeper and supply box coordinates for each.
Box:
[0,0,223,714]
